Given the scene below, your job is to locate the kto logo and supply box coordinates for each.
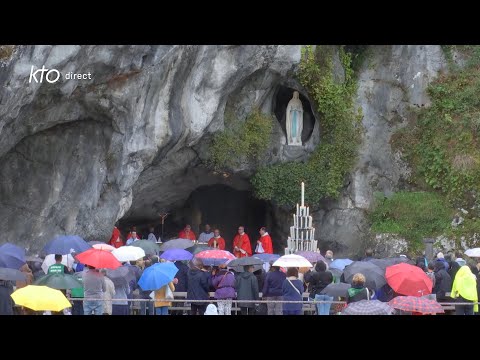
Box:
[29,65,60,83]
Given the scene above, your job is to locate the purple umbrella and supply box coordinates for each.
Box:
[160,249,193,261]
[295,251,326,264]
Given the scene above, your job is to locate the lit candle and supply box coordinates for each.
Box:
[297,203,299,215]
[301,181,305,207]
[306,206,309,217]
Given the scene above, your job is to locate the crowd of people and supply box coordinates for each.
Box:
[1,221,480,316]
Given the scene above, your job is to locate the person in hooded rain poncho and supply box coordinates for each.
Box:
[450,265,478,315]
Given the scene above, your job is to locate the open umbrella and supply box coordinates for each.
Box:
[329,268,343,283]
[195,250,236,266]
[320,283,351,298]
[0,243,26,269]
[160,249,193,261]
[25,255,43,263]
[273,254,312,268]
[75,248,121,269]
[229,264,263,272]
[159,239,195,251]
[87,241,104,246]
[11,285,72,311]
[41,254,75,274]
[112,246,146,262]
[129,240,160,255]
[343,261,386,290]
[106,266,135,286]
[0,268,27,282]
[465,248,480,258]
[43,235,91,255]
[188,244,215,255]
[388,296,444,314]
[253,253,280,263]
[92,243,115,251]
[33,273,83,289]
[227,257,264,267]
[138,262,179,291]
[295,251,326,264]
[341,300,394,315]
[329,259,353,271]
[386,263,433,297]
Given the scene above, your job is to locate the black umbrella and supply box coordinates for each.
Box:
[320,283,351,298]
[229,264,263,272]
[343,261,386,290]
[188,244,214,255]
[227,257,264,267]
[106,266,135,286]
[329,268,343,283]
[159,239,195,251]
[0,268,27,281]
[368,257,409,270]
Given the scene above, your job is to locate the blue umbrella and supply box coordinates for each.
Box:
[43,235,91,255]
[160,249,193,261]
[329,258,353,271]
[253,253,281,263]
[0,243,26,269]
[138,262,179,291]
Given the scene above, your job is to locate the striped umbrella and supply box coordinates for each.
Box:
[195,250,236,266]
[388,296,444,314]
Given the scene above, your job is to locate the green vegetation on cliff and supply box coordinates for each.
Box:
[370,191,453,251]
[208,108,274,170]
[251,46,362,206]
[380,45,480,244]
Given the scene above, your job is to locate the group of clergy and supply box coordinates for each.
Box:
[178,224,273,258]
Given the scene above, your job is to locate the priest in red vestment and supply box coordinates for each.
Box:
[178,224,196,241]
[109,226,124,248]
[255,227,273,254]
[208,229,226,250]
[233,226,252,258]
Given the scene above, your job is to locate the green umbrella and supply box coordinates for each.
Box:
[33,273,83,290]
[129,240,160,255]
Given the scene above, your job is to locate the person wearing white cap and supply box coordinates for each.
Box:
[436,252,450,271]
[204,304,218,315]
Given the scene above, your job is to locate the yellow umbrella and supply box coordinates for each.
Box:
[11,285,72,311]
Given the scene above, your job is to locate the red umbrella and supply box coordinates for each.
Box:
[388,296,444,314]
[75,248,121,269]
[195,250,236,266]
[385,263,433,296]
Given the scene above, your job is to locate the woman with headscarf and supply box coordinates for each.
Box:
[450,265,478,315]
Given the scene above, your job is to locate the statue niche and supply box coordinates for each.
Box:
[285,91,303,146]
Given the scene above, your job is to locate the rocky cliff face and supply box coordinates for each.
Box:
[0,45,447,255]
[312,45,447,256]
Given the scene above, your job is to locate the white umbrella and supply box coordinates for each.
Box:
[41,254,75,274]
[272,254,312,268]
[112,246,146,262]
[92,243,115,252]
[465,248,480,258]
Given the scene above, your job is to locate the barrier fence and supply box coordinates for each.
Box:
[61,297,480,315]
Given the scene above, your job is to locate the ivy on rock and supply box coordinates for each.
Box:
[251,45,362,206]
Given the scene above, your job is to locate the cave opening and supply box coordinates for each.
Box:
[273,85,316,144]
[119,184,283,253]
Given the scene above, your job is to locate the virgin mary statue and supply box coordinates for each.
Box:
[286,91,303,146]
